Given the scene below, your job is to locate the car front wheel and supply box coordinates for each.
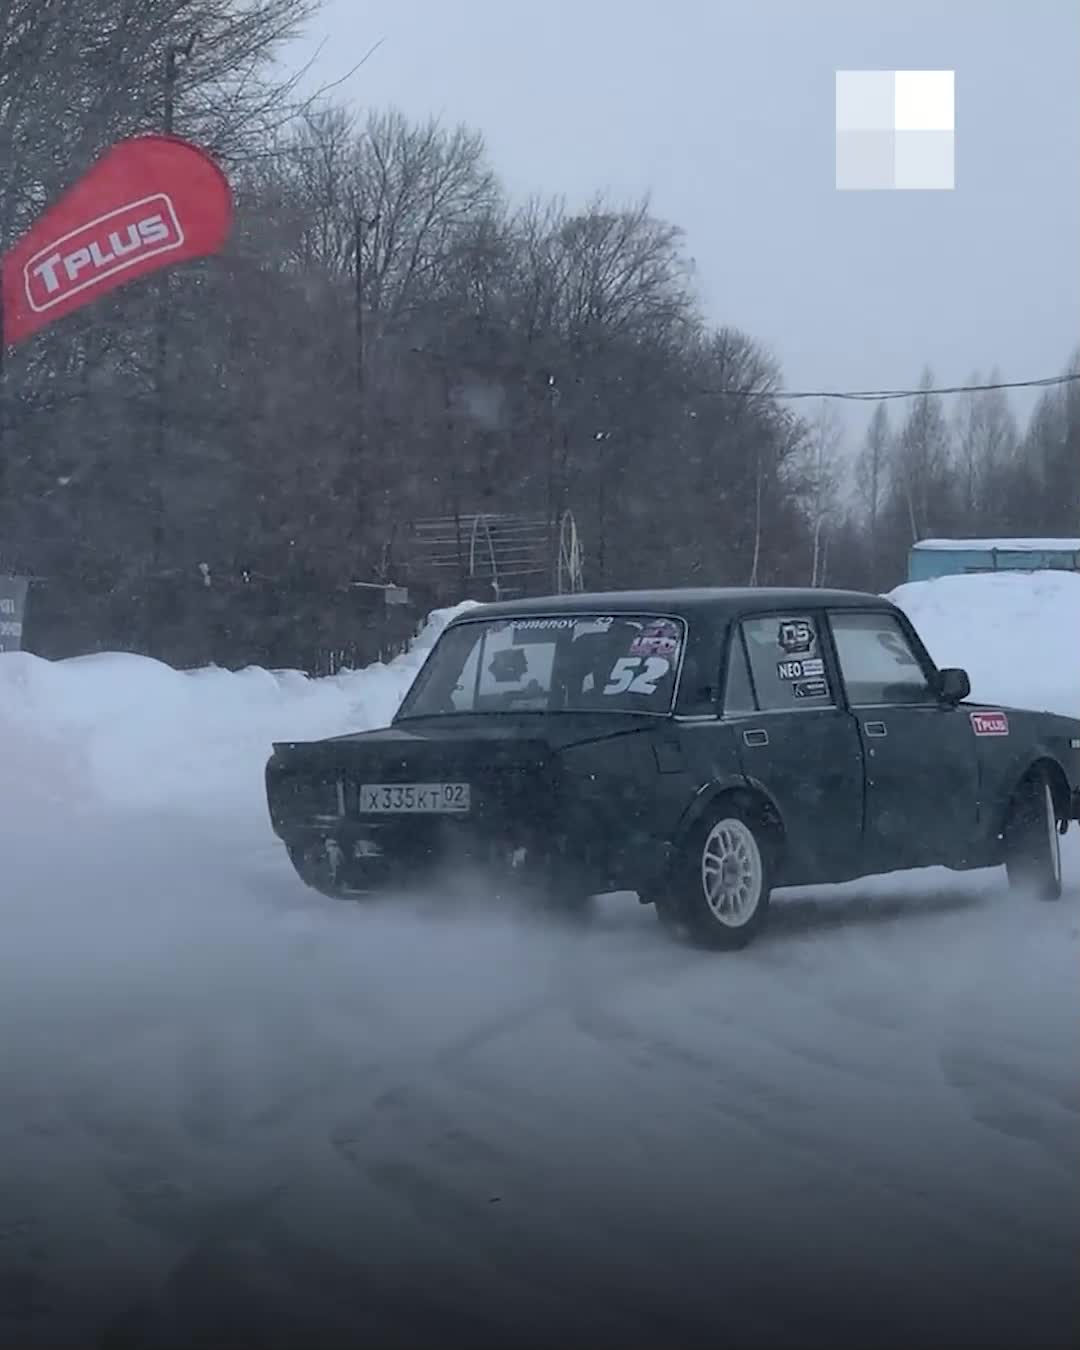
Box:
[1004,772,1062,902]
[657,806,773,949]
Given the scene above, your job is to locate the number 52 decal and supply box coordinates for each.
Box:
[603,656,670,695]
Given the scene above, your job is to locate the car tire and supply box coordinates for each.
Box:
[657,804,773,950]
[1004,771,1063,902]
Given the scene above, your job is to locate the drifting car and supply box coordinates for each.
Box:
[265,587,1080,948]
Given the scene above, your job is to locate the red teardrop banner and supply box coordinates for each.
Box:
[1,134,233,346]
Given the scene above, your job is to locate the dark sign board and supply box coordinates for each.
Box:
[0,575,29,653]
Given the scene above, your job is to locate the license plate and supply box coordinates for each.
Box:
[358,782,471,814]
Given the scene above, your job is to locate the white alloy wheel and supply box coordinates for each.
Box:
[1005,772,1064,902]
[701,817,764,928]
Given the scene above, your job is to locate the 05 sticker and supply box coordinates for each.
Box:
[778,619,815,655]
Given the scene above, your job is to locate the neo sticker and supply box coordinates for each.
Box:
[777,657,824,681]
[778,619,814,655]
[970,710,1009,737]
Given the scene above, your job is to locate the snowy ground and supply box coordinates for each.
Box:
[1,577,1078,1348]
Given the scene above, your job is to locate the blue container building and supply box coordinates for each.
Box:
[907,538,1080,584]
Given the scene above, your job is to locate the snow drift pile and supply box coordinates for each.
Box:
[0,575,1077,827]
[0,603,477,821]
[888,571,1080,722]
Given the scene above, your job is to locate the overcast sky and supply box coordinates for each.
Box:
[290,0,1080,442]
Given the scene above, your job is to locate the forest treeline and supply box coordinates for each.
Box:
[1,1,1076,667]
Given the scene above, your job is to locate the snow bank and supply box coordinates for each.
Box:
[889,570,1080,721]
[0,602,477,822]
[1,571,1077,828]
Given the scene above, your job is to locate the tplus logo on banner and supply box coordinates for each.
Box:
[1,134,232,344]
[24,194,184,314]
[0,575,29,653]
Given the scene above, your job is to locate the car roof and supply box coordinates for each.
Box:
[451,586,893,622]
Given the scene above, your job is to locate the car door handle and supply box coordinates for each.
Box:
[743,729,769,747]
[865,721,887,737]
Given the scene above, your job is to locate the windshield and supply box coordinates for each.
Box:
[397,613,686,718]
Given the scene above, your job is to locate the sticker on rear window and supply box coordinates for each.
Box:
[778,619,814,655]
[793,678,829,700]
[971,711,1009,736]
[629,618,681,659]
[513,617,576,632]
[777,657,824,681]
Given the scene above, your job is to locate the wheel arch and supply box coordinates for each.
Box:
[999,755,1071,836]
[672,776,787,863]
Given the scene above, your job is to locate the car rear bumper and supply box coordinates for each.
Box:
[273,808,668,901]
[265,752,673,901]
[279,820,598,899]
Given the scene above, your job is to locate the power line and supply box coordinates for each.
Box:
[714,371,1080,403]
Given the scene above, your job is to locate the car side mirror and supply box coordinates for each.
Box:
[935,667,970,705]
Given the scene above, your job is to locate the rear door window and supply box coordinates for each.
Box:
[740,613,835,711]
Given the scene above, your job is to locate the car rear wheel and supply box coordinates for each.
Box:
[657,806,773,949]
[1004,771,1062,902]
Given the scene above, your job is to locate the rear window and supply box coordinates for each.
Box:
[398,613,686,717]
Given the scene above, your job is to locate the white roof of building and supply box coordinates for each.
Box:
[912,538,1080,553]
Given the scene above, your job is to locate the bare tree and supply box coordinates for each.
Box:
[855,401,890,588]
[803,400,843,586]
[951,366,1018,530]
[891,367,953,542]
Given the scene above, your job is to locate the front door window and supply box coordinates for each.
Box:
[829,611,933,706]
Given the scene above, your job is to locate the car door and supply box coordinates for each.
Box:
[726,610,865,885]
[825,608,979,871]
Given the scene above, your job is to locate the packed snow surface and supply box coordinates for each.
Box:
[1,575,1078,1348]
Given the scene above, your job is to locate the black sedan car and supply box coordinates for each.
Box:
[265,587,1080,948]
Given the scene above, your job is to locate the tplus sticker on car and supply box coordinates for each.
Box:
[971,710,1009,736]
[777,657,824,681]
[778,619,814,655]
[793,678,829,699]
[629,618,681,659]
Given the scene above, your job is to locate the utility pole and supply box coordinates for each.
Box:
[0,270,6,492]
[151,32,197,571]
[353,211,379,582]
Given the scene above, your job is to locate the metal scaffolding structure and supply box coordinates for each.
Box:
[407,509,585,602]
